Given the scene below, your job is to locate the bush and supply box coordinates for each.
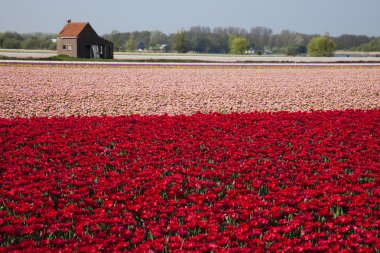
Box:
[229,36,249,54]
[287,44,307,56]
[307,35,336,57]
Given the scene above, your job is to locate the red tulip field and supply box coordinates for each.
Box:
[0,63,379,252]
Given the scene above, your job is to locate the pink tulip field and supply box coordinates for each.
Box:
[1,63,379,118]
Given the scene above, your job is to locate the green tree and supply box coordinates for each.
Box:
[229,36,249,54]
[126,34,136,51]
[149,30,168,47]
[48,43,57,50]
[21,37,40,49]
[103,30,128,51]
[287,44,307,56]
[249,26,272,50]
[356,38,380,52]
[334,34,372,50]
[171,31,189,53]
[137,31,151,48]
[2,38,21,49]
[307,35,336,57]
[0,32,23,49]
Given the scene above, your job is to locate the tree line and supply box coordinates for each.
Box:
[1,26,379,54]
[0,32,56,50]
[103,26,379,54]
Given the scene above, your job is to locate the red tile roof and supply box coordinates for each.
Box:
[58,22,88,37]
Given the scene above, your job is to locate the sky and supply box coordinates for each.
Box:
[1,0,380,36]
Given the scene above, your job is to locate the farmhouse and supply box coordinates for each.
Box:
[57,20,113,59]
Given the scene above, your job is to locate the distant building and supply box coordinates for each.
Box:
[137,42,145,51]
[57,20,113,59]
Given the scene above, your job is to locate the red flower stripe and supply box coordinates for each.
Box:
[0,110,379,252]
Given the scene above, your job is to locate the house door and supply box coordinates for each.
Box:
[91,45,100,58]
[86,45,92,58]
[104,46,111,58]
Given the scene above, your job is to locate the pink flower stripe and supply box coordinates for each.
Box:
[1,64,379,118]
[0,110,379,252]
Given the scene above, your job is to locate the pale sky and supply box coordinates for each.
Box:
[1,0,379,36]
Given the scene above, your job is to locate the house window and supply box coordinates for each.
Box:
[62,45,66,50]
[67,45,72,51]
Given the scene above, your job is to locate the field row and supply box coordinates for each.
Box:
[1,110,379,251]
[1,64,379,117]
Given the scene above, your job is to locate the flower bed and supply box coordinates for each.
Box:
[1,110,379,252]
[1,64,380,118]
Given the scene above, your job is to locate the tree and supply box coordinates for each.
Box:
[2,38,21,49]
[229,36,249,54]
[287,44,307,56]
[249,26,273,50]
[333,34,372,50]
[21,37,40,49]
[136,31,151,48]
[188,26,212,53]
[171,31,189,53]
[149,30,168,47]
[126,34,136,51]
[0,32,23,49]
[103,30,128,51]
[307,35,336,57]
[356,38,380,52]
